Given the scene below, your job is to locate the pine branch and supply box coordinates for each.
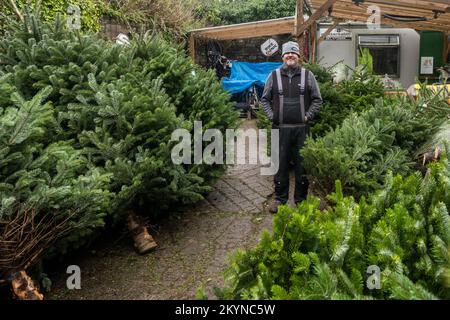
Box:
[387,272,439,300]
[7,0,24,22]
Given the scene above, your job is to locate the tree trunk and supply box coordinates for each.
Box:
[127,212,157,254]
[10,270,44,300]
[422,146,442,165]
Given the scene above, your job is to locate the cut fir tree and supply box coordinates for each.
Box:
[0,10,239,298]
[301,94,450,201]
[215,145,450,300]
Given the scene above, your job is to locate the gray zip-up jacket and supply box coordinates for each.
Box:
[260,65,322,122]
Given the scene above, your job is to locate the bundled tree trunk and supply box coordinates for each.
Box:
[127,212,157,254]
[422,146,442,165]
[10,271,44,300]
[0,207,69,300]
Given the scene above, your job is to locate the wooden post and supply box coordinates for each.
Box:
[296,0,338,37]
[311,22,317,63]
[444,32,450,63]
[296,0,305,63]
[188,33,196,63]
[446,42,450,63]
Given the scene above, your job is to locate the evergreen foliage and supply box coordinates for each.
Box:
[196,0,299,26]
[0,83,112,278]
[0,11,238,267]
[216,148,450,300]
[0,0,102,32]
[301,94,450,199]
[308,63,384,138]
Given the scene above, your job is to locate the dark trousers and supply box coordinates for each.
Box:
[274,125,309,204]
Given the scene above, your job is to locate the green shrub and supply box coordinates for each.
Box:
[0,0,101,32]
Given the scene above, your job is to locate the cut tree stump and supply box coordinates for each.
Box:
[422,147,442,166]
[127,212,157,254]
[10,271,44,300]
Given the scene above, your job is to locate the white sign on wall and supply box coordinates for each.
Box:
[420,57,434,74]
[320,28,352,41]
[261,39,279,56]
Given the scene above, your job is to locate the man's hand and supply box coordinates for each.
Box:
[305,116,308,123]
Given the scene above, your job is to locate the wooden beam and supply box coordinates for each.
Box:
[427,0,450,5]
[445,39,450,63]
[194,27,294,40]
[296,0,306,62]
[295,0,304,36]
[311,22,318,63]
[308,0,449,12]
[329,1,450,24]
[324,3,450,31]
[318,19,341,43]
[314,1,450,31]
[329,10,449,31]
[297,0,338,36]
[190,17,295,40]
[352,0,449,12]
[308,0,450,30]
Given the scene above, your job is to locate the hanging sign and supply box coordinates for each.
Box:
[420,57,434,74]
[261,39,279,56]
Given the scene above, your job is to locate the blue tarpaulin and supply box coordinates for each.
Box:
[221,61,282,94]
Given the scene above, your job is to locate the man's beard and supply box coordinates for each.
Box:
[285,60,298,69]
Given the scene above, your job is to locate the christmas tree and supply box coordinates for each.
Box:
[0,10,239,296]
[216,145,450,300]
[301,94,450,200]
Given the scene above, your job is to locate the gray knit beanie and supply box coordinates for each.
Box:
[281,41,300,57]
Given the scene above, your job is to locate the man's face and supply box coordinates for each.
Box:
[282,52,299,68]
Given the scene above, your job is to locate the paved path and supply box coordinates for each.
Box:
[48,120,277,300]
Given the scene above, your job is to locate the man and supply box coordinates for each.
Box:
[261,41,322,213]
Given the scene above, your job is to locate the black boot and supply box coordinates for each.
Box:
[269,200,284,214]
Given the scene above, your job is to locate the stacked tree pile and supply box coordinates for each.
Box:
[0,12,238,298]
[307,62,384,138]
[215,147,450,299]
[213,60,450,300]
[302,93,449,200]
